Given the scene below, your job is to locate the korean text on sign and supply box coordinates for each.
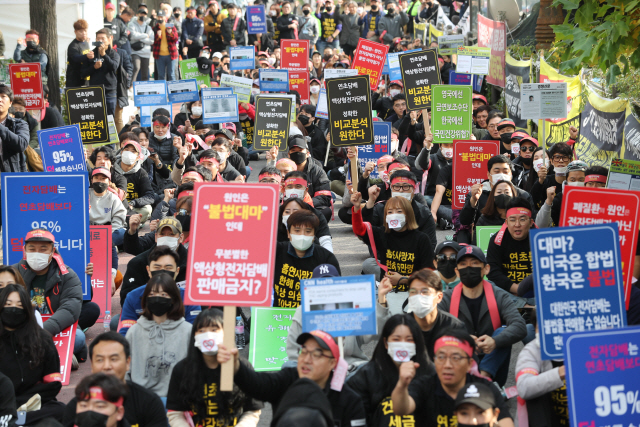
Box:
[452,140,499,209]
[357,122,392,179]
[432,85,473,144]
[8,63,44,109]
[398,49,441,110]
[248,307,296,371]
[351,39,389,90]
[326,75,373,147]
[280,40,309,72]
[65,86,109,144]
[41,315,77,386]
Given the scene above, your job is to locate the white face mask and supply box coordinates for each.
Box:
[441,147,453,158]
[26,252,52,271]
[191,106,202,116]
[290,234,314,251]
[380,171,390,183]
[282,214,290,227]
[565,181,585,187]
[533,158,549,172]
[391,191,412,201]
[554,166,568,176]
[387,341,416,363]
[357,7,364,14]
[270,10,277,16]
[406,294,436,318]
[491,173,511,185]
[217,151,228,164]
[386,213,406,230]
[268,57,276,65]
[379,83,386,90]
[157,236,179,251]
[194,331,224,355]
[389,89,401,97]
[121,151,138,165]
[285,188,305,199]
[310,85,320,94]
[251,88,261,96]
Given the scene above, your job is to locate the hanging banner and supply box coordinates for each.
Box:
[248,307,296,371]
[289,71,310,105]
[351,39,388,90]
[398,49,441,111]
[253,97,291,151]
[65,86,109,145]
[326,75,373,147]
[431,86,473,144]
[504,53,531,130]
[89,226,112,322]
[229,46,256,70]
[8,63,44,110]
[259,69,289,93]
[38,125,87,174]
[357,122,392,179]
[247,5,267,34]
[452,140,500,209]
[280,40,309,72]
[166,79,199,104]
[41,315,77,386]
[477,14,506,88]
[179,58,211,87]
[622,107,640,161]
[575,93,626,167]
[133,80,168,106]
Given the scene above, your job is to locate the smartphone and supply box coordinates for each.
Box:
[165,23,175,28]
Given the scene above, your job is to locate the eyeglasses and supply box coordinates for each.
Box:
[520,146,536,152]
[299,347,334,360]
[434,353,470,364]
[391,184,413,191]
[552,155,570,162]
[507,217,530,225]
[487,124,497,130]
[435,254,456,262]
[395,103,407,108]
[260,179,279,184]
[408,288,437,297]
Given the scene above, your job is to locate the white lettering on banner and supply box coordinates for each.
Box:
[544,312,622,350]
[582,108,619,146]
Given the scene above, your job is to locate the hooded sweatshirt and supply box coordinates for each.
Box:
[125,316,192,397]
[114,158,155,208]
[89,189,127,231]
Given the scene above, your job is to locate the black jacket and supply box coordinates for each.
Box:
[247,17,275,51]
[40,105,65,130]
[302,157,332,209]
[0,116,29,173]
[113,16,131,50]
[512,156,532,189]
[148,132,179,168]
[372,93,395,121]
[222,153,245,179]
[140,157,171,193]
[0,372,17,427]
[82,45,120,96]
[65,39,90,88]
[276,14,298,40]
[416,148,452,197]
[221,16,247,45]
[114,161,155,208]
[459,181,536,227]
[116,46,133,108]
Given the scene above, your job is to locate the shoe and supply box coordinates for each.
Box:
[72,355,79,371]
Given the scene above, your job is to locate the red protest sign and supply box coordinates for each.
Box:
[452,140,500,209]
[90,226,112,321]
[560,187,640,309]
[280,40,309,72]
[41,315,77,386]
[352,39,389,90]
[8,63,44,110]
[289,71,310,105]
[477,14,506,88]
[184,183,279,306]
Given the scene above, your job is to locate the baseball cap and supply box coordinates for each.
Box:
[156,217,182,235]
[257,51,270,57]
[472,94,488,105]
[121,140,144,159]
[288,135,308,151]
[157,9,166,17]
[296,330,340,360]
[214,128,234,140]
[497,118,516,131]
[105,2,116,10]
[312,264,340,278]
[222,122,236,134]
[454,383,497,411]
[91,167,112,180]
[137,8,147,14]
[520,136,539,146]
[25,229,56,244]
[510,131,529,141]
[435,241,461,255]
[456,245,486,264]
[119,1,128,6]
[389,80,403,89]
[212,52,223,59]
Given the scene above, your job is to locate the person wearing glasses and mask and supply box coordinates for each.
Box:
[510,134,538,188]
[529,140,575,208]
[433,241,461,290]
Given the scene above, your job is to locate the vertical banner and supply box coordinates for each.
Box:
[560,187,640,309]
[326,75,373,147]
[65,86,110,145]
[184,183,279,306]
[229,46,256,70]
[357,122,392,179]
[398,49,440,110]
[253,97,291,151]
[504,53,531,129]
[202,90,239,124]
[8,63,44,110]
[179,58,211,87]
[452,140,499,209]
[259,69,290,92]
[247,5,267,34]
[351,39,389,90]
[2,173,91,299]
[248,307,296,371]
[431,85,473,144]
[530,224,627,360]
[133,81,168,106]
[477,14,506,88]
[166,79,199,103]
[89,226,112,322]
[289,71,310,105]
[622,107,640,161]
[280,40,309,72]
[41,315,77,386]
[38,125,87,173]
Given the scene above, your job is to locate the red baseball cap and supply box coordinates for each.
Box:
[121,140,144,160]
[105,2,116,9]
[472,94,488,105]
[389,80,403,89]
[25,229,55,244]
[222,122,236,134]
[92,167,112,180]
[296,330,340,360]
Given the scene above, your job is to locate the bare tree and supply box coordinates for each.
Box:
[29,0,60,108]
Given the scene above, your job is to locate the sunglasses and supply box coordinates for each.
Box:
[519,146,536,152]
[435,254,457,262]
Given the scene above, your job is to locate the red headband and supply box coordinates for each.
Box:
[284,177,307,187]
[377,155,394,165]
[183,171,204,182]
[585,174,607,184]
[434,336,473,358]
[198,157,220,167]
[205,135,217,143]
[506,207,531,218]
[153,120,168,127]
[387,162,407,173]
[390,176,415,186]
[25,229,55,243]
[259,173,282,183]
[86,387,124,407]
[177,190,195,200]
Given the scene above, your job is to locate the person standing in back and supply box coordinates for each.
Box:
[152,10,180,81]
[82,28,120,116]
[66,20,91,88]
[128,8,154,83]
[181,7,205,59]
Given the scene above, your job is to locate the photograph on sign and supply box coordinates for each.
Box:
[280,40,310,72]
[248,307,296,371]
[247,5,267,34]
[8,63,44,109]
[289,71,310,105]
[89,226,112,322]
[133,81,168,106]
[140,105,173,128]
[259,68,289,92]
[456,46,491,75]
[220,74,252,103]
[607,158,640,190]
[398,49,441,110]
[431,86,473,143]
[38,125,86,174]
[326,75,373,147]
[65,86,109,145]
[202,92,239,124]
[520,83,568,120]
[452,140,499,209]
[253,97,291,151]
[351,39,388,90]
[230,46,256,70]
[357,122,392,179]
[167,79,199,103]
[438,35,465,55]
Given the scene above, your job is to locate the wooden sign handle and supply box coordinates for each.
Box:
[220,305,237,392]
[351,155,359,193]
[423,109,432,142]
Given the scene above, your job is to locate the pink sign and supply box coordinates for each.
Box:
[477,14,505,88]
[90,226,112,321]
[42,315,77,386]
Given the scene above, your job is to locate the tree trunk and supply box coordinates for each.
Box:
[29,0,60,109]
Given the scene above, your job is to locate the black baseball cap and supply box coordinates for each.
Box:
[456,245,487,264]
[288,135,308,151]
[435,241,461,255]
[454,383,497,411]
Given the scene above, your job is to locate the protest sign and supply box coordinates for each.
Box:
[520,83,568,120]
[253,97,291,151]
[66,86,109,145]
[107,115,119,145]
[280,40,309,72]
[259,68,289,92]
[530,224,627,360]
[560,187,640,309]
[289,71,310,105]
[564,328,640,427]
[247,5,267,34]
[477,14,506,88]
[352,39,388,90]
[184,183,279,306]
[248,307,296,371]
[230,46,255,70]
[38,125,86,174]
[301,274,377,337]
[432,86,473,144]
[2,173,90,299]
[202,90,239,124]
[166,79,199,104]
[452,140,499,209]
[607,158,640,190]
[8,63,43,109]
[438,35,465,55]
[41,315,76,386]
[256,94,296,121]
[220,74,252,103]
[505,53,532,129]
[140,104,173,128]
[133,81,168,106]
[622,110,640,161]
[476,226,502,254]
[399,49,440,111]
[315,88,328,119]
[89,226,112,322]
[455,46,491,75]
[179,58,211,87]
[387,49,419,81]
[448,70,483,92]
[326,75,373,147]
[579,94,627,155]
[324,68,358,82]
[357,122,392,179]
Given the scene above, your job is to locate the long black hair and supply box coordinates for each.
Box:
[0,285,47,368]
[177,309,246,425]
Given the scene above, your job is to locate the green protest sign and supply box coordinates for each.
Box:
[607,158,640,190]
[249,307,296,371]
[431,85,472,143]
[476,226,502,254]
[179,59,211,87]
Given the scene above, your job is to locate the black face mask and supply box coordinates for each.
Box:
[13,111,25,119]
[76,411,110,427]
[92,182,109,193]
[298,114,311,126]
[174,13,181,18]
[289,151,307,165]
[146,296,173,317]
[494,194,512,209]
[1,307,28,329]
[176,213,191,232]
[303,9,310,15]
[325,6,332,12]
[436,259,457,279]
[521,156,532,166]
[150,269,176,278]
[371,4,378,10]
[387,8,395,14]
[458,266,484,288]
[26,41,38,50]
[500,132,513,145]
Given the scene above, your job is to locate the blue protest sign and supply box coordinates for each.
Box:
[140,104,172,127]
[387,49,419,81]
[133,81,168,106]
[382,57,389,75]
[202,90,239,124]
[531,224,627,360]
[301,274,377,337]
[564,328,640,427]
[166,79,199,104]
[315,88,328,119]
[259,69,289,92]
[38,125,87,174]
[2,173,91,299]
[357,122,392,179]
[247,5,267,34]
[449,70,484,92]
[230,46,256,70]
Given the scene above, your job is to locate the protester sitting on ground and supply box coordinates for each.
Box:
[356,158,412,203]
[72,373,127,427]
[0,285,63,425]
[416,142,453,208]
[434,241,461,290]
[62,332,167,427]
[88,146,128,198]
[0,371,17,427]
[453,382,503,427]
[530,141,574,208]
[0,266,43,327]
[536,160,588,228]
[149,182,195,225]
[430,158,455,229]
[173,148,225,183]
[278,197,333,252]
[166,308,263,427]
[476,180,519,228]
[148,114,180,169]
[116,140,155,223]
[281,170,320,206]
[120,131,170,200]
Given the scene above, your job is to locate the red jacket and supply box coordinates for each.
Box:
[152,24,180,60]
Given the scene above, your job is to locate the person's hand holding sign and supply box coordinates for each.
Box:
[469,183,482,208]
[184,119,195,135]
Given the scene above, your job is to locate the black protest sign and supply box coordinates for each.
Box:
[399,49,441,111]
[505,59,530,129]
[623,113,640,161]
[253,96,291,151]
[326,75,373,147]
[65,86,109,144]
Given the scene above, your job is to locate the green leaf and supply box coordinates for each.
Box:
[551,0,580,10]
[593,21,613,32]
[625,1,639,12]
[620,55,629,75]
[606,65,622,86]
[575,0,598,27]
[573,35,598,55]
[612,20,630,41]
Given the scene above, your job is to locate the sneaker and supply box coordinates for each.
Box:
[438,218,453,230]
[72,355,79,371]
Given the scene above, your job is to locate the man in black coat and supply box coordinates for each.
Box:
[82,28,120,116]
[0,85,29,175]
[114,44,133,132]
[66,19,91,88]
